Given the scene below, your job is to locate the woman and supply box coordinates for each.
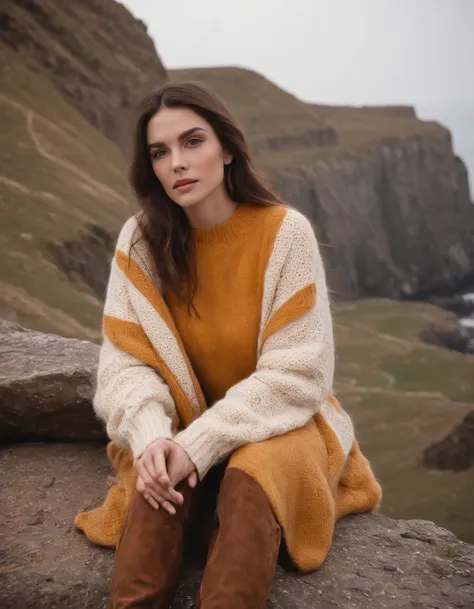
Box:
[76,82,382,608]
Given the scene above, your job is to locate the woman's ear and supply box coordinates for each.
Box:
[224,152,233,165]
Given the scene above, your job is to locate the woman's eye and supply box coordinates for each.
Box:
[187,138,202,147]
[151,149,166,159]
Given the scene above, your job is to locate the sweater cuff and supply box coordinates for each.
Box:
[173,424,225,480]
[122,402,174,460]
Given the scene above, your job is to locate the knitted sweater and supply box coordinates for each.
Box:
[83,202,382,571]
[95,203,344,477]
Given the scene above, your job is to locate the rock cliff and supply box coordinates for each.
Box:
[270,132,474,299]
[170,67,474,300]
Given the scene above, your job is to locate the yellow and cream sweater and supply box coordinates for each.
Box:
[95,203,344,475]
[83,202,382,572]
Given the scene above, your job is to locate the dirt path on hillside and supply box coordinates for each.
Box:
[0,93,128,206]
[0,175,62,202]
[336,318,474,407]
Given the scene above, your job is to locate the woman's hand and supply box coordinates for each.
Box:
[135,438,197,514]
[167,441,198,490]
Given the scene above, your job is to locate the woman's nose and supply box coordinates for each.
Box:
[171,149,187,171]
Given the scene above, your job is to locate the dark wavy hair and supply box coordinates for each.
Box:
[129,81,283,311]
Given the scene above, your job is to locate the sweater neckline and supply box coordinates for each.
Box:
[191,203,251,245]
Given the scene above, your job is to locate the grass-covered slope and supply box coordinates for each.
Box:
[333,298,474,543]
[0,44,131,340]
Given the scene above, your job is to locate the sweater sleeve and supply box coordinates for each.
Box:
[173,211,335,479]
[93,220,177,459]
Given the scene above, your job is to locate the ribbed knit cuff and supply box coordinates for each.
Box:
[173,424,225,480]
[122,402,174,460]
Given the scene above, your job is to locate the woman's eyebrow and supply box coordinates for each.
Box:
[148,127,207,149]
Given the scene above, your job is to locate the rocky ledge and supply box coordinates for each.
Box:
[1,319,473,608]
[1,442,473,609]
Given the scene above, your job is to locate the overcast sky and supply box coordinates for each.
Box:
[121,0,474,184]
[121,0,473,105]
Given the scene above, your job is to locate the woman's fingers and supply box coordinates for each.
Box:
[138,477,176,514]
[136,440,194,511]
[144,493,159,510]
[136,459,157,491]
[136,474,163,504]
[151,450,170,486]
[160,500,176,515]
[136,453,174,502]
[152,450,183,505]
[187,470,198,488]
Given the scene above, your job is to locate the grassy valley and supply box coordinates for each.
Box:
[333,298,474,542]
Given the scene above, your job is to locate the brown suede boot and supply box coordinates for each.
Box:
[195,468,281,609]
[108,480,198,609]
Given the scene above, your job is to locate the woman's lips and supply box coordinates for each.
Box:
[174,180,198,193]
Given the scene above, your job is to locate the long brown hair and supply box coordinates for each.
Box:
[129,81,283,311]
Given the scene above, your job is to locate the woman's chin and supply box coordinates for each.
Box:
[172,192,207,209]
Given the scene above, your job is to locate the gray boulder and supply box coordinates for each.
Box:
[0,320,103,441]
[1,442,473,609]
[420,319,474,355]
[422,410,474,471]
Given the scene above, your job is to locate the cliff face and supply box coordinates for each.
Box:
[1,0,167,153]
[170,67,474,300]
[270,131,474,299]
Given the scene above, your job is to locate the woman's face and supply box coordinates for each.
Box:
[147,106,232,209]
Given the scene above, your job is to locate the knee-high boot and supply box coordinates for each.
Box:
[108,480,198,609]
[196,468,281,609]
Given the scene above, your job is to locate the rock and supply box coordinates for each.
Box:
[270,136,474,300]
[1,442,473,608]
[429,294,474,318]
[419,320,474,354]
[45,223,115,299]
[422,410,474,471]
[0,320,103,441]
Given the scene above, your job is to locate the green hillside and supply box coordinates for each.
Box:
[170,66,329,140]
[0,44,131,340]
[333,298,474,543]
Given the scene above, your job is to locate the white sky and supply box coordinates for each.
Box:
[121,0,473,106]
[120,0,474,186]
